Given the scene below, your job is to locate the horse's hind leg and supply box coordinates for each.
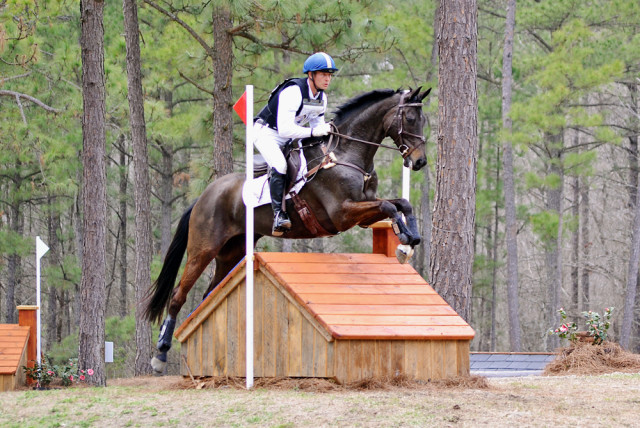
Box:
[152,249,215,374]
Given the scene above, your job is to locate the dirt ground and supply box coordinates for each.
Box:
[3,344,640,427]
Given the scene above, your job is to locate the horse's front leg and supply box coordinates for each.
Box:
[341,199,420,246]
[385,198,421,246]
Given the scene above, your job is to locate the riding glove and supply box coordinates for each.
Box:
[311,122,332,137]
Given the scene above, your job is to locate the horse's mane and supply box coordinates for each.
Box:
[332,89,399,125]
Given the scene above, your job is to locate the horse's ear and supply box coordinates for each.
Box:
[419,87,432,101]
[408,86,422,101]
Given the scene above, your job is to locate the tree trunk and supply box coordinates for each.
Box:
[580,178,590,311]
[79,0,107,386]
[46,196,61,345]
[212,6,234,178]
[571,175,580,318]
[544,133,564,351]
[5,198,22,324]
[501,0,522,352]
[118,136,128,318]
[621,166,640,348]
[159,141,173,257]
[430,0,478,321]
[123,0,153,375]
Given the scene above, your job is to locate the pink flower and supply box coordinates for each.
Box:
[559,325,568,332]
[69,375,74,381]
[87,369,94,376]
[79,375,85,381]
[81,370,85,374]
[47,371,54,375]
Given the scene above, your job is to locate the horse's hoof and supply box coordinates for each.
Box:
[410,236,421,246]
[395,245,414,264]
[151,356,167,374]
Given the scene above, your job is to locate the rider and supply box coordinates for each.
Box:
[254,52,338,236]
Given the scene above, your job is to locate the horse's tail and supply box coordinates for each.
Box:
[143,200,197,324]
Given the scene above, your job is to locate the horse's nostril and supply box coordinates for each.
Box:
[414,158,427,170]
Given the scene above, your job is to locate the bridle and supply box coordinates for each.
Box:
[384,91,426,159]
[328,91,425,160]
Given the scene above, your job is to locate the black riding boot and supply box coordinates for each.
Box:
[269,168,292,236]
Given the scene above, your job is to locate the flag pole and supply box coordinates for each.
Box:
[243,85,255,389]
[35,236,49,366]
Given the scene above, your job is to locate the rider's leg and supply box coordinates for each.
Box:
[253,127,291,235]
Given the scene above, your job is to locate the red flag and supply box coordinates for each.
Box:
[233,91,248,125]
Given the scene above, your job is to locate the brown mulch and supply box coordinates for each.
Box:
[543,341,640,376]
[175,374,489,392]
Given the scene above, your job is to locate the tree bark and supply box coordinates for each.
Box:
[212,6,234,178]
[79,0,107,386]
[5,198,22,324]
[430,0,478,321]
[621,166,640,349]
[123,0,153,375]
[580,178,591,311]
[118,136,128,318]
[500,0,522,351]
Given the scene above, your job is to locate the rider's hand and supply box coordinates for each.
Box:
[311,122,332,137]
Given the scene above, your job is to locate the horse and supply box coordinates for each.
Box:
[144,86,431,373]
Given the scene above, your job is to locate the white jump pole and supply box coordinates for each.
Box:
[35,236,49,366]
[244,85,255,389]
[402,165,410,202]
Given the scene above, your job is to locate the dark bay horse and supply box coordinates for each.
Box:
[144,86,431,373]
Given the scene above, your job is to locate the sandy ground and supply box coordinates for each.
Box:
[1,372,639,427]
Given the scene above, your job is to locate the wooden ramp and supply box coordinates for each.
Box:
[175,251,474,383]
[0,324,30,392]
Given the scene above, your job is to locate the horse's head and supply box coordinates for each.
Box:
[384,87,431,171]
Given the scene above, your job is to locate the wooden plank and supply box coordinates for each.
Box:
[257,252,399,265]
[333,340,350,384]
[430,341,444,380]
[237,281,246,378]
[214,300,227,376]
[281,273,426,285]
[265,262,416,275]
[403,340,419,380]
[262,280,277,377]
[301,316,315,377]
[180,342,188,377]
[202,316,214,376]
[444,340,458,378]
[390,341,405,379]
[348,341,363,382]
[329,325,475,340]
[300,293,448,306]
[226,287,239,377]
[287,301,302,377]
[252,278,263,377]
[275,290,288,377]
[457,340,470,376]
[308,304,458,316]
[321,315,471,326]
[375,340,392,378]
[196,325,203,375]
[312,330,327,377]
[326,341,335,378]
[360,341,376,379]
[187,330,198,376]
[289,284,437,295]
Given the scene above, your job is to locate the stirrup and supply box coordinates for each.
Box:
[272,212,292,236]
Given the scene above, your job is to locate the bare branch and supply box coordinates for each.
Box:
[0,90,62,113]
[177,70,214,96]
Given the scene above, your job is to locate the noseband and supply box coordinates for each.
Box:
[384,92,425,159]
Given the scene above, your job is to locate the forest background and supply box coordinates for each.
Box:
[1,0,640,378]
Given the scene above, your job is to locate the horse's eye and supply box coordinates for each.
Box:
[405,112,416,124]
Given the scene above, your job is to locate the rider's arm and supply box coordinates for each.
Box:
[276,86,315,139]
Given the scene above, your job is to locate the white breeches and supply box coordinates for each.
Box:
[253,123,289,174]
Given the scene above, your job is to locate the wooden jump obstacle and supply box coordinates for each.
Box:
[0,306,37,391]
[175,223,475,384]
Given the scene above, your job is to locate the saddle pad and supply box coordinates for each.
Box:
[242,148,308,208]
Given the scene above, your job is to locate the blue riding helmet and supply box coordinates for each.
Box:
[303,52,339,74]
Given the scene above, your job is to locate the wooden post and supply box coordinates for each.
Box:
[17,306,38,384]
[370,221,401,257]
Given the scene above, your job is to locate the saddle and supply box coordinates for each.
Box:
[253,141,332,237]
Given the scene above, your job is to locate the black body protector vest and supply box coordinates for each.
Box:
[254,78,325,130]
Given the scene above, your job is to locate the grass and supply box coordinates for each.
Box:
[1,374,639,427]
